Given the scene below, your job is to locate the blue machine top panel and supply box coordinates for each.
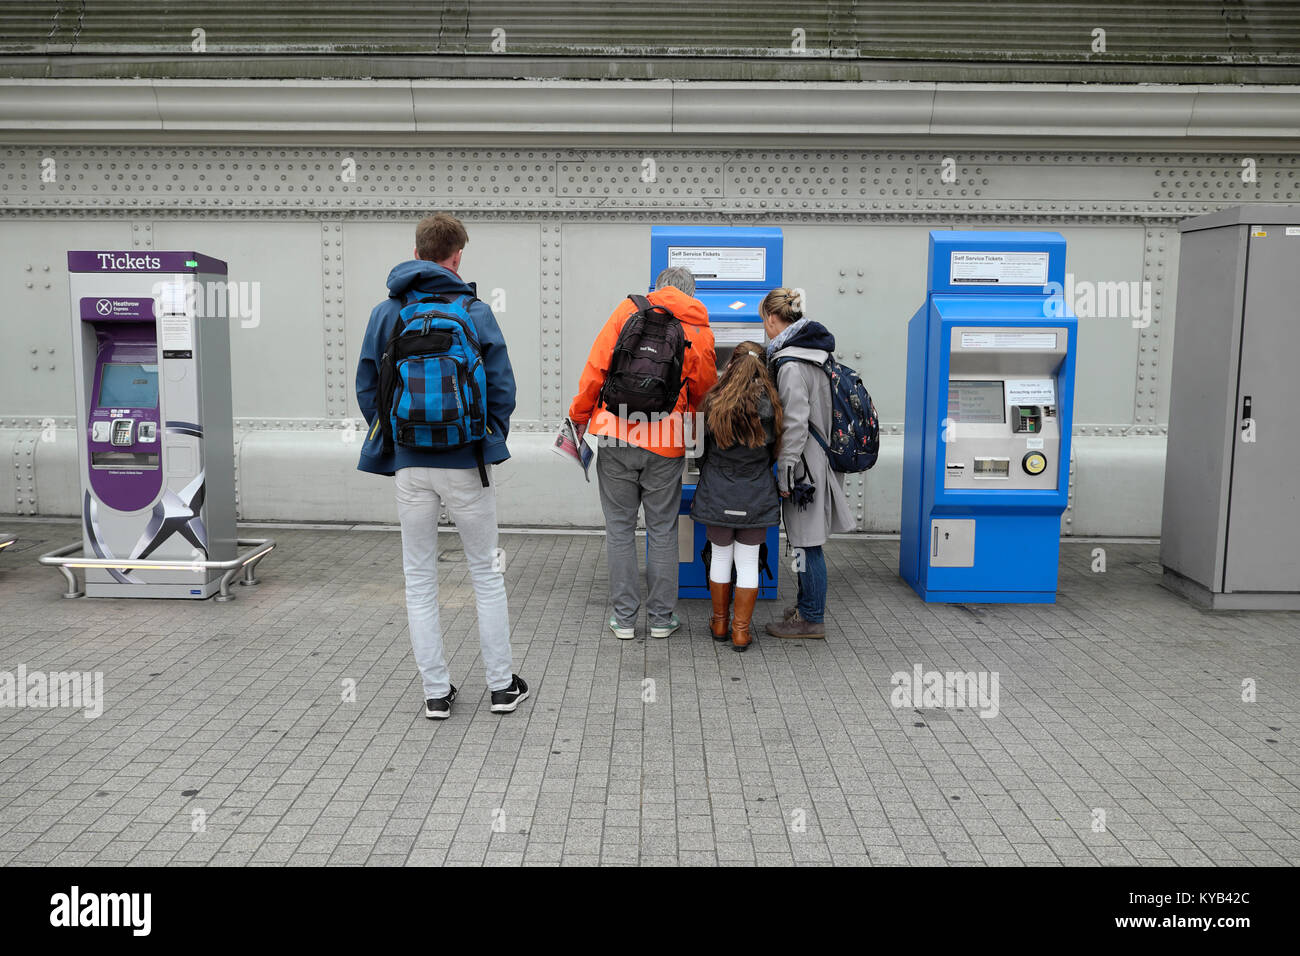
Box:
[693,291,767,324]
[930,294,1075,324]
[926,231,1065,295]
[650,226,783,291]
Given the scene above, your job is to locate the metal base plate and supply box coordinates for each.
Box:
[1161,568,1300,611]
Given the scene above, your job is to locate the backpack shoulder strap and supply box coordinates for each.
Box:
[773,356,832,452]
[628,293,653,313]
[774,353,829,369]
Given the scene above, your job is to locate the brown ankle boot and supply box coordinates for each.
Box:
[764,610,826,639]
[708,580,732,641]
[732,587,758,652]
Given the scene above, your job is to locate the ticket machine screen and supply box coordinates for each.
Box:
[98,363,159,408]
[947,380,1005,424]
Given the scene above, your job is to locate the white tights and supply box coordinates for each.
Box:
[709,541,760,589]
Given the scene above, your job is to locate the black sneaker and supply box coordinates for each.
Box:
[424,683,458,720]
[490,675,529,714]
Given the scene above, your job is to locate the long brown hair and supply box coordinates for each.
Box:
[699,340,784,452]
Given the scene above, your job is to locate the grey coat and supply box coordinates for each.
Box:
[771,345,856,547]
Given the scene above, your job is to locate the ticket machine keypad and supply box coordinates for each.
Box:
[1012,406,1042,433]
[110,419,135,446]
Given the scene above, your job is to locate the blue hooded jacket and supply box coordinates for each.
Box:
[356,260,516,476]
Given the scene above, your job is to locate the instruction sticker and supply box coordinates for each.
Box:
[157,278,196,316]
[712,325,759,347]
[1006,379,1057,405]
[950,251,1049,285]
[960,331,1058,350]
[667,246,766,282]
[161,314,193,352]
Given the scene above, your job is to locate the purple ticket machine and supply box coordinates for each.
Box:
[64,251,240,598]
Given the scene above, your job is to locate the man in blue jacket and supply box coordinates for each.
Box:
[356,212,527,720]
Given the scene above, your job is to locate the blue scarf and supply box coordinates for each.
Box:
[765,317,810,358]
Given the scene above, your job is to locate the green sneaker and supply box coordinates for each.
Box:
[608,615,635,640]
[650,614,681,639]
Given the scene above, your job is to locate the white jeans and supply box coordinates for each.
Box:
[394,466,513,697]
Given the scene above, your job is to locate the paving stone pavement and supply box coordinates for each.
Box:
[0,521,1296,867]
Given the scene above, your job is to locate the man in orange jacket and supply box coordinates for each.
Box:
[569,266,717,640]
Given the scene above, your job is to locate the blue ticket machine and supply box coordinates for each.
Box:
[900,231,1077,603]
[649,225,783,600]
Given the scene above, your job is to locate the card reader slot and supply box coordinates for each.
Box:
[91,452,159,469]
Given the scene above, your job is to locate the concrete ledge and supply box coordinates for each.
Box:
[1068,434,1167,536]
[0,428,79,517]
[235,430,608,526]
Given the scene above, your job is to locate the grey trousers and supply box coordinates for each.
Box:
[596,443,684,627]
[395,466,513,698]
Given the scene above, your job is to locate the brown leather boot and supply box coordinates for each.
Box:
[708,579,732,641]
[732,587,758,652]
[764,610,826,639]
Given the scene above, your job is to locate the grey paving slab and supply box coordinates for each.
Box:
[0,525,1297,867]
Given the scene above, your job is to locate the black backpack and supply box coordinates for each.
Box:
[598,294,689,418]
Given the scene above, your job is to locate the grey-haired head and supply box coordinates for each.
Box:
[654,266,696,297]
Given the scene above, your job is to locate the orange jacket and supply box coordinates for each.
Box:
[569,286,717,458]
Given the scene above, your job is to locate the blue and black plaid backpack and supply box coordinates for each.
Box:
[377,292,490,484]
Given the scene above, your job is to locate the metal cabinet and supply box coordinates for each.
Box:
[1161,205,1300,610]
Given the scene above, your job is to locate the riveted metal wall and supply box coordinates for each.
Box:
[2,144,1298,531]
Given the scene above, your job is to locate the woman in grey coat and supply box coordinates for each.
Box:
[761,288,855,638]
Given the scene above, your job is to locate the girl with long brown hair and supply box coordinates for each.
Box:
[689,341,783,651]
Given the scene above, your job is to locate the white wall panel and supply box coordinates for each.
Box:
[0,219,132,418]
[151,220,326,419]
[780,224,933,429]
[341,220,544,425]
[560,223,650,418]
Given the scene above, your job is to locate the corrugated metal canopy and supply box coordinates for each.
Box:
[1,1,1297,69]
